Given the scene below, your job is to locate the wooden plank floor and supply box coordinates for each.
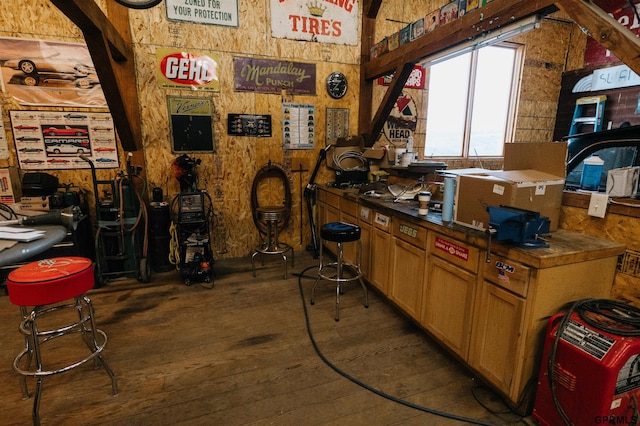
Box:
[0,251,534,425]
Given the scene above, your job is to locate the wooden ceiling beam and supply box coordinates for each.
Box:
[359,0,558,145]
[557,0,640,75]
[49,0,142,152]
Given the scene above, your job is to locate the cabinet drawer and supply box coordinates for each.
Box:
[393,218,427,250]
[325,191,341,209]
[428,232,480,274]
[318,187,328,204]
[341,197,358,218]
[373,211,391,232]
[358,205,373,224]
[482,255,530,297]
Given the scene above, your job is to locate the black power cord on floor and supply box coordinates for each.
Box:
[296,265,500,426]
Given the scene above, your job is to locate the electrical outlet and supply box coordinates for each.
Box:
[588,193,609,218]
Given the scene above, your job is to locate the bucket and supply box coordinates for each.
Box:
[580,155,604,191]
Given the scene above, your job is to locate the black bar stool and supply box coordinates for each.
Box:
[6,257,118,426]
[311,222,368,321]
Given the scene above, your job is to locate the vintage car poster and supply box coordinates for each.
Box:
[0,37,106,108]
[270,0,359,45]
[10,110,118,170]
[156,48,220,91]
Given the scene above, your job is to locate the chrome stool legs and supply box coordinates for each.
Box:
[311,231,368,321]
[13,295,118,426]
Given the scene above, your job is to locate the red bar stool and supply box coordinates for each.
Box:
[311,222,368,321]
[6,257,118,426]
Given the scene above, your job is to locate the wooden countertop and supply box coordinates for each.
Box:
[320,185,626,269]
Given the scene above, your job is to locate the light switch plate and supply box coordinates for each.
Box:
[588,193,609,218]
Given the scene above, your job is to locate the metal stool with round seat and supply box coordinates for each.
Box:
[251,205,294,279]
[311,222,368,321]
[6,257,118,426]
[250,163,294,279]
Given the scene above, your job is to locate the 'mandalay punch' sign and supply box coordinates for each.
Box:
[233,57,316,95]
[270,0,359,45]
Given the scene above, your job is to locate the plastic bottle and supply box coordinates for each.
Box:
[580,155,605,191]
[442,177,455,222]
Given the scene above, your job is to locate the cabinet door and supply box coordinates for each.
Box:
[359,221,372,278]
[389,238,425,320]
[468,280,525,397]
[370,227,391,295]
[422,255,476,360]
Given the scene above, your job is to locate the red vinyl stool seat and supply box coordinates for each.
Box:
[6,257,118,426]
[310,222,368,321]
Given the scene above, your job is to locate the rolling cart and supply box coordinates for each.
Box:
[169,154,214,287]
[173,191,214,286]
[81,154,151,287]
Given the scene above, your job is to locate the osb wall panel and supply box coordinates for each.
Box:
[560,206,640,306]
[1,0,360,260]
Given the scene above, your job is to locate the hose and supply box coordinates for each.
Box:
[296,265,498,426]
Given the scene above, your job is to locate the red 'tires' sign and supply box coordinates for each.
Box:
[156,48,220,91]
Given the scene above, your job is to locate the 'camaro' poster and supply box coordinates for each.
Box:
[10,110,118,170]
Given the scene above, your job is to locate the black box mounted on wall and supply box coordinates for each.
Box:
[21,172,59,197]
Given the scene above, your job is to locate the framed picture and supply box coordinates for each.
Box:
[167,96,215,153]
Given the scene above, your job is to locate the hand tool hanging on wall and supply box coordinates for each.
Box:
[291,163,308,245]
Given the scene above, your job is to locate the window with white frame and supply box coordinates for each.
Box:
[423,42,524,159]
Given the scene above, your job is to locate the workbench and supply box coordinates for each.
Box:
[316,184,626,410]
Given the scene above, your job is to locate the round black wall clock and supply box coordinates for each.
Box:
[326,71,348,99]
[115,0,163,9]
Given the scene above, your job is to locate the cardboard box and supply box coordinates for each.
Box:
[0,167,22,205]
[453,142,567,231]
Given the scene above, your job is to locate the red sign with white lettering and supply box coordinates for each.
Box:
[434,236,469,261]
[156,48,220,91]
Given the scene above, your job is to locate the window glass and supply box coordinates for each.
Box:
[469,46,516,157]
[424,44,520,159]
[424,53,470,157]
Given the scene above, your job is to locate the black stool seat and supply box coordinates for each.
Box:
[320,222,361,243]
[311,221,368,321]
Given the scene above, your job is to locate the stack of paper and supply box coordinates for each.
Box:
[0,226,46,242]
